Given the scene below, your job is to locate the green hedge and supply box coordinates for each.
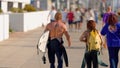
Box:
[10,7,24,13]
[23,4,36,12]
[0,9,3,13]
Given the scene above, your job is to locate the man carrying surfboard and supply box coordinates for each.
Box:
[45,12,71,68]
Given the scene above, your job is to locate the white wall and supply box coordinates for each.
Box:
[9,11,50,32]
[0,14,9,41]
[13,2,18,8]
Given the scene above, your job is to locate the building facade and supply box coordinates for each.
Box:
[0,0,30,13]
[31,0,52,10]
[102,0,120,12]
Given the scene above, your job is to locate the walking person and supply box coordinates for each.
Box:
[61,8,68,24]
[45,12,71,68]
[101,13,120,68]
[47,6,57,22]
[102,6,112,25]
[85,8,95,22]
[80,20,105,68]
[94,9,98,24]
[67,9,74,32]
[102,6,113,49]
[74,8,82,32]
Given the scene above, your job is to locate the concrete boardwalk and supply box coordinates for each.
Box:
[0,22,119,68]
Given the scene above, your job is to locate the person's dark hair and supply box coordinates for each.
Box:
[118,12,120,15]
[87,20,96,31]
[55,12,62,20]
[107,13,118,25]
[75,8,79,11]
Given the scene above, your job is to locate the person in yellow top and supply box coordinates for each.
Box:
[80,20,107,68]
[45,12,71,68]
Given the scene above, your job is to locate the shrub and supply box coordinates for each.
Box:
[0,9,3,13]
[10,7,24,13]
[9,28,13,32]
[23,4,36,12]
[10,7,18,13]
[18,8,24,13]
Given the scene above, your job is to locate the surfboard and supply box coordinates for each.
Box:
[37,31,50,53]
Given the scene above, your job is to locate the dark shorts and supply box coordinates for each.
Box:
[68,20,73,25]
[74,21,81,24]
[80,16,83,22]
[50,19,55,22]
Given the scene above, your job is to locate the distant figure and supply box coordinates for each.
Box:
[45,12,71,68]
[102,6,113,48]
[47,6,57,22]
[94,9,98,23]
[85,8,95,21]
[102,6,112,25]
[74,8,82,31]
[100,0,107,18]
[101,13,120,68]
[67,9,74,31]
[61,8,68,24]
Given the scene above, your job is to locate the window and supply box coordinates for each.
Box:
[0,1,1,9]
[18,3,22,9]
[8,2,13,11]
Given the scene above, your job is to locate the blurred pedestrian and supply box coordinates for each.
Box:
[67,9,74,32]
[94,9,98,23]
[47,6,57,22]
[101,13,120,68]
[45,12,71,68]
[85,8,95,21]
[74,8,82,32]
[80,20,105,68]
[102,6,112,25]
[61,8,68,24]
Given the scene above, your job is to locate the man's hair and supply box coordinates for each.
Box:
[87,20,96,31]
[107,13,118,25]
[55,12,62,20]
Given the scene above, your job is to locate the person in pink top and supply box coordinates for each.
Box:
[67,9,74,31]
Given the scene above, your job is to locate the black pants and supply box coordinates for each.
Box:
[47,39,63,68]
[85,50,99,68]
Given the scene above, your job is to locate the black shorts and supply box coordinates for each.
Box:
[68,20,73,25]
[74,21,81,24]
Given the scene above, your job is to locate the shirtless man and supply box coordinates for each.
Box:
[45,12,71,68]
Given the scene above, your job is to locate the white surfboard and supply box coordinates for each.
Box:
[37,31,50,53]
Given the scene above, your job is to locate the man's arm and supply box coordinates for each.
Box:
[64,31,71,47]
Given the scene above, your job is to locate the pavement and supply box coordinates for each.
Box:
[0,20,119,68]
